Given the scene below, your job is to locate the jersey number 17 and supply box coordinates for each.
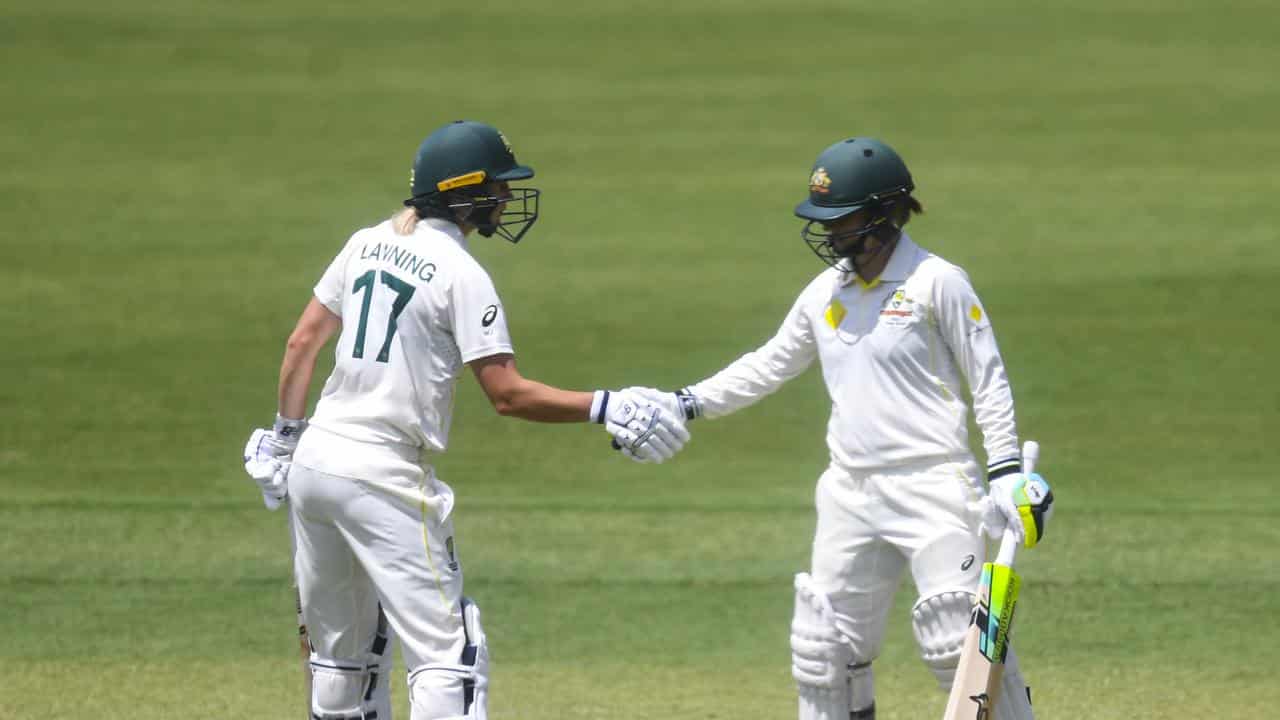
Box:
[351,270,416,363]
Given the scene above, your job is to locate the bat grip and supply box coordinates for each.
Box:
[996,527,1019,566]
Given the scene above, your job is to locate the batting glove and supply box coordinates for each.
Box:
[982,472,1055,548]
[624,386,703,423]
[591,390,691,463]
[243,428,291,510]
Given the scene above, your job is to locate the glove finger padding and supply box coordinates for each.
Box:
[243,428,271,464]
[617,443,651,464]
[652,411,690,446]
[625,403,688,458]
[606,421,658,463]
[988,472,1054,548]
[976,496,1007,541]
[638,426,677,461]
[244,427,290,510]
[1016,472,1054,547]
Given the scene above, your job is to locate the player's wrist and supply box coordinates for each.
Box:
[272,414,307,452]
[986,456,1021,481]
[675,387,703,421]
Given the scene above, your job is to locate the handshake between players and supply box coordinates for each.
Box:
[244,387,693,509]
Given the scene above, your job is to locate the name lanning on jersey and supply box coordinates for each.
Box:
[360,242,437,283]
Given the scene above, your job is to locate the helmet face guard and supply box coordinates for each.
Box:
[800,190,911,270]
[445,186,541,243]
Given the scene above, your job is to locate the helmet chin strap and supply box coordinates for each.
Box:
[444,194,499,236]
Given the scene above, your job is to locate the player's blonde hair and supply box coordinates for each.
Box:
[392,207,420,236]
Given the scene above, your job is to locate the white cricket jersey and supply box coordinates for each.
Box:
[688,233,1021,476]
[303,217,513,464]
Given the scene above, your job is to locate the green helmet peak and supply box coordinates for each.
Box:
[794,137,914,223]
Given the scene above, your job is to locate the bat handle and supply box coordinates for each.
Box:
[1023,440,1040,475]
[996,527,1019,566]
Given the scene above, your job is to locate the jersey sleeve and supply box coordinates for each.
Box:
[686,283,819,419]
[449,261,515,364]
[933,267,1021,477]
[313,235,356,314]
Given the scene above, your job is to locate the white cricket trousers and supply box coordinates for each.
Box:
[809,456,986,661]
[289,459,467,682]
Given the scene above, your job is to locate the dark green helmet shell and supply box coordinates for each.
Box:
[794,137,914,222]
[409,120,534,199]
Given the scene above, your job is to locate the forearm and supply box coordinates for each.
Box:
[687,345,814,419]
[276,298,341,420]
[470,354,594,422]
[970,358,1021,475]
[685,289,817,419]
[491,378,593,422]
[277,341,321,420]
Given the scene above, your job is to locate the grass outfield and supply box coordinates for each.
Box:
[2,1,1278,718]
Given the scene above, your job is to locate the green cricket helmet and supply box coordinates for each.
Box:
[405,120,540,243]
[794,138,915,268]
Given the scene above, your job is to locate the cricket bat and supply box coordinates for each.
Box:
[942,440,1039,720]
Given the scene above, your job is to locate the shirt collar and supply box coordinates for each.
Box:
[423,217,468,249]
[878,231,919,282]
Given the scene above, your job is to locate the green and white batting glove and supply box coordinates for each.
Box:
[591,389,691,463]
[983,472,1055,548]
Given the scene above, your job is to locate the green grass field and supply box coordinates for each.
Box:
[3,1,1278,718]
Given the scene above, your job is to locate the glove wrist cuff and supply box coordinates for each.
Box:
[676,388,703,421]
[273,414,307,443]
[986,457,1021,481]
[589,391,609,424]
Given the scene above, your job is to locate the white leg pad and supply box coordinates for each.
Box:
[792,573,854,720]
[410,597,489,720]
[310,657,374,720]
[366,608,394,720]
[994,647,1035,720]
[911,589,975,691]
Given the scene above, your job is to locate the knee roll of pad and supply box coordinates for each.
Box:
[310,659,374,720]
[409,597,490,720]
[911,590,974,690]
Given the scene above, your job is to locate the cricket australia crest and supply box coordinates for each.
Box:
[809,167,832,194]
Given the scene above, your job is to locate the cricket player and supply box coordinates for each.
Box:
[243,120,690,720]
[632,138,1054,720]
